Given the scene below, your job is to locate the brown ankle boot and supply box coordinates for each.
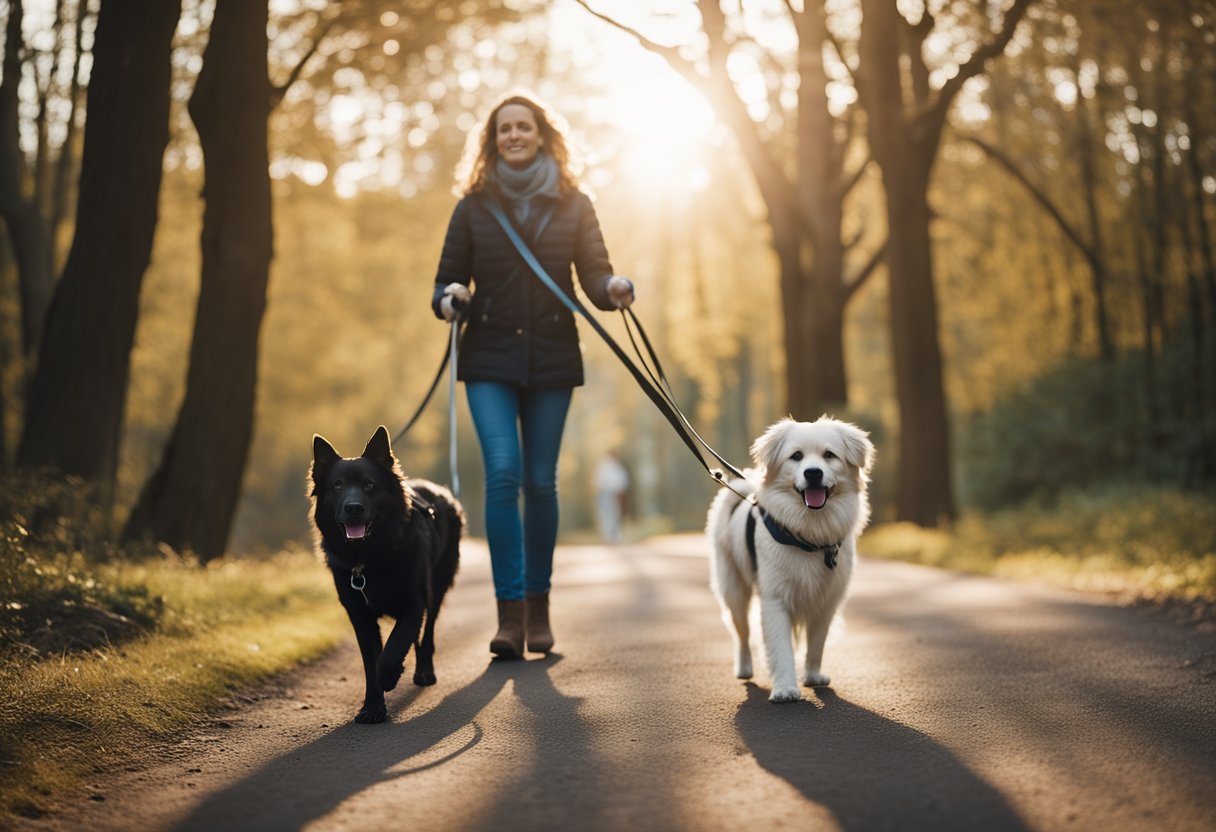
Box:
[525,592,554,653]
[490,599,526,658]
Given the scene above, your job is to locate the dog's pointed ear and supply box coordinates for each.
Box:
[313,435,340,469]
[836,422,876,477]
[750,418,795,473]
[311,435,340,494]
[362,426,395,470]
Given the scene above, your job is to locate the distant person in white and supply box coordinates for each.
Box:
[594,450,629,543]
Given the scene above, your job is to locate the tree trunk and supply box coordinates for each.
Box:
[578,1,855,420]
[878,164,955,525]
[860,0,956,525]
[859,0,1030,523]
[803,238,848,416]
[123,0,273,561]
[1072,56,1115,361]
[792,1,849,416]
[0,0,55,357]
[771,224,846,419]
[16,0,181,483]
[1182,87,1216,330]
[49,0,89,275]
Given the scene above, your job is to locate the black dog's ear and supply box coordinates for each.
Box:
[361,426,395,470]
[311,435,341,494]
[313,435,341,471]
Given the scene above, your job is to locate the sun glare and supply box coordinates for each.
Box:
[549,3,718,192]
[612,71,716,189]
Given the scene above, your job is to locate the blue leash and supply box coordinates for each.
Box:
[448,317,460,498]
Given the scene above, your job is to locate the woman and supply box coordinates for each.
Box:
[431,92,634,658]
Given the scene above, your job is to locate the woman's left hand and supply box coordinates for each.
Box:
[607,276,635,309]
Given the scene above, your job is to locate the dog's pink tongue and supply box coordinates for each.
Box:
[804,487,828,509]
[344,524,367,540]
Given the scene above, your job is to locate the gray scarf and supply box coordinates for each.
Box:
[492,154,560,225]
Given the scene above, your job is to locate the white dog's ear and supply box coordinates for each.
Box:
[750,418,796,473]
[835,422,875,476]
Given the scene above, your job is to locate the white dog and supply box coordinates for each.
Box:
[707,416,875,702]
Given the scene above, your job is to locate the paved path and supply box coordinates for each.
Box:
[15,536,1216,831]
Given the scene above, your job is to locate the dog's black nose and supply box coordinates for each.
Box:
[804,468,823,484]
[342,502,367,518]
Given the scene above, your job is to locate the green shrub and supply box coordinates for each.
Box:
[959,347,1216,510]
[0,472,163,659]
[865,485,1216,602]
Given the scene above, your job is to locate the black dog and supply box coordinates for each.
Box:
[310,426,463,724]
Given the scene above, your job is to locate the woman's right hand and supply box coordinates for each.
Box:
[607,276,635,309]
[440,283,472,321]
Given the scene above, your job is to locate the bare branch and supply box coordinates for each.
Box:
[961,134,1096,264]
[901,5,933,109]
[51,0,89,258]
[824,26,853,75]
[575,0,805,230]
[270,10,340,111]
[844,237,886,302]
[571,0,690,70]
[841,154,871,199]
[924,0,1035,130]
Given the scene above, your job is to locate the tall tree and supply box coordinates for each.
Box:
[47,0,90,276]
[126,0,525,559]
[0,0,55,356]
[123,0,273,560]
[16,0,181,483]
[576,0,883,419]
[858,0,1032,525]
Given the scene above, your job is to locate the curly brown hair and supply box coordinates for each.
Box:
[455,92,582,197]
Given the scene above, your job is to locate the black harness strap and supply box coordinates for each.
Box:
[408,490,437,520]
[745,505,841,570]
[745,505,758,571]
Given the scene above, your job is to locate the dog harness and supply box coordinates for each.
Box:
[744,504,840,571]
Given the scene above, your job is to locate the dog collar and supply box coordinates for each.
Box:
[758,507,841,569]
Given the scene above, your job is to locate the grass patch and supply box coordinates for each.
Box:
[864,487,1216,607]
[0,547,347,819]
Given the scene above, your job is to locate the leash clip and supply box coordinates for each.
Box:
[350,566,370,605]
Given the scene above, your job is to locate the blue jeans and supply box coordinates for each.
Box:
[466,382,573,601]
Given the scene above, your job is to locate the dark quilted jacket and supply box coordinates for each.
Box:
[431,187,616,388]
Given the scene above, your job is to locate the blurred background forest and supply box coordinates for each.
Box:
[1,0,1213,561]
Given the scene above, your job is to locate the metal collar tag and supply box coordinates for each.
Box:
[350,566,370,605]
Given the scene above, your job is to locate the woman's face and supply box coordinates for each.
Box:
[495,104,543,168]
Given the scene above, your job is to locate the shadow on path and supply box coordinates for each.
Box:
[735,685,1031,832]
[171,655,574,831]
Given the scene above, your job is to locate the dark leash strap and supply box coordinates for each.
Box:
[391,317,463,499]
[745,502,758,570]
[619,306,747,484]
[482,197,749,491]
[391,317,461,445]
